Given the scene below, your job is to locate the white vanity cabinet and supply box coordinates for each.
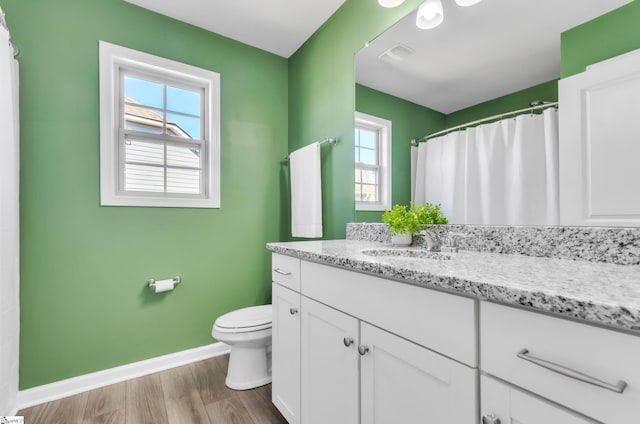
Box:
[271,248,640,424]
[300,296,477,424]
[272,253,478,424]
[271,254,302,424]
[480,302,640,424]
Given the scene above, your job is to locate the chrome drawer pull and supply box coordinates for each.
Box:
[517,348,627,394]
[273,268,292,276]
[343,337,354,347]
[289,308,298,315]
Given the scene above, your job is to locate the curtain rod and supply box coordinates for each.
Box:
[282,138,338,162]
[411,101,559,146]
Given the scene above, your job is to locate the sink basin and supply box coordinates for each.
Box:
[360,249,452,261]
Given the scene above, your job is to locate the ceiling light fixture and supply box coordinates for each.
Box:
[416,0,444,30]
[378,0,406,8]
[455,0,482,6]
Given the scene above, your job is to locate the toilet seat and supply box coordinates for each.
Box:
[211,304,273,390]
[214,304,272,333]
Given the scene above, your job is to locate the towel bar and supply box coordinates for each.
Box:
[282,138,338,162]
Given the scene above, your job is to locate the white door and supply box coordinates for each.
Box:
[559,48,640,226]
[481,375,597,424]
[272,283,301,424]
[360,323,477,424]
[301,297,359,424]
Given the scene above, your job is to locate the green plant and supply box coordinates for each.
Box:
[413,202,448,225]
[382,203,448,236]
[382,205,422,236]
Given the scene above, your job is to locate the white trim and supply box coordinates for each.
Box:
[355,112,392,211]
[586,47,640,71]
[16,342,230,410]
[99,41,220,208]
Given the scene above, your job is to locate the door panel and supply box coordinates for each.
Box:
[360,323,477,424]
[301,297,359,424]
[271,283,301,424]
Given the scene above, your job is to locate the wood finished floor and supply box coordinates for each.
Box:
[18,355,288,424]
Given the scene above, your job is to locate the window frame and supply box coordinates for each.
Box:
[99,41,220,208]
[355,112,392,211]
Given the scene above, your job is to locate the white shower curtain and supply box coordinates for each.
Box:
[0,11,20,415]
[412,109,559,225]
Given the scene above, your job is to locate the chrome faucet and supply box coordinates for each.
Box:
[423,230,442,252]
[442,231,467,253]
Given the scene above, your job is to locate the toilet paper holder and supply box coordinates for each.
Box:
[146,276,181,289]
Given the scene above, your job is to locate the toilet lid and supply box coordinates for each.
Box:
[215,304,272,330]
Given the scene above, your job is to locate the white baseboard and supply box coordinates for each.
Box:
[17,342,230,410]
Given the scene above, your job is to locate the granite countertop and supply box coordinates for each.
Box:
[267,239,640,333]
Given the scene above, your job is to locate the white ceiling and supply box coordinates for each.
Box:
[124,0,346,58]
[356,0,633,114]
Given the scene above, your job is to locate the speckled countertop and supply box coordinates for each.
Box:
[267,239,640,333]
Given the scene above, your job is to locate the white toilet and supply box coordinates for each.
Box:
[211,304,272,390]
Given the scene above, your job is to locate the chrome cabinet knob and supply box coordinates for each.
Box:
[343,337,354,347]
[289,308,298,315]
[482,414,501,424]
[358,345,370,356]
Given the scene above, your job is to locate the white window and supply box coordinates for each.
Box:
[99,41,220,208]
[355,112,391,211]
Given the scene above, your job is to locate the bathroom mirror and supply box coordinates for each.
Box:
[354,0,634,226]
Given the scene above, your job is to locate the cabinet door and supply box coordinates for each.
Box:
[272,283,301,424]
[559,49,640,226]
[481,375,597,424]
[360,323,477,424]
[301,297,359,424]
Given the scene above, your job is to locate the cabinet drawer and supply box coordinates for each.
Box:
[481,302,640,424]
[301,261,477,366]
[481,375,596,424]
[272,253,301,292]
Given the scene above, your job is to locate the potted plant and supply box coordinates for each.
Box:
[382,205,422,246]
[382,203,448,246]
[413,203,448,225]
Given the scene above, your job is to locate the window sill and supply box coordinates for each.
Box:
[100,193,219,208]
[356,202,390,212]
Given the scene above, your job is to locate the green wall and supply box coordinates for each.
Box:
[2,0,288,389]
[355,84,445,222]
[445,79,558,128]
[288,0,423,239]
[5,0,637,391]
[561,0,640,78]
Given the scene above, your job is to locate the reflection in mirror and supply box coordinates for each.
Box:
[355,112,392,213]
[354,0,633,226]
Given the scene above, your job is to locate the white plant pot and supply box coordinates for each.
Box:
[390,232,412,246]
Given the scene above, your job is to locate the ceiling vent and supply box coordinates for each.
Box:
[378,44,415,65]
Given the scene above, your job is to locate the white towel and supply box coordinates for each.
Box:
[290,142,323,238]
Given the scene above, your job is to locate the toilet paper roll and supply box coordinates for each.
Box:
[154,279,175,293]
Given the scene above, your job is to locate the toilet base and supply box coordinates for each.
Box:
[225,344,272,390]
